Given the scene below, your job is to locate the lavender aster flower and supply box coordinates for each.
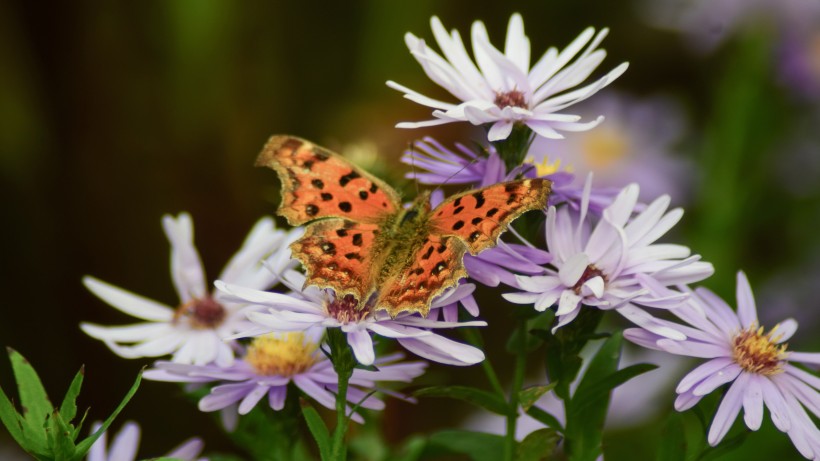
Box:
[528,92,692,202]
[81,213,301,366]
[88,421,205,461]
[625,272,820,459]
[504,180,714,334]
[388,14,628,141]
[144,329,427,424]
[402,137,506,187]
[217,270,487,367]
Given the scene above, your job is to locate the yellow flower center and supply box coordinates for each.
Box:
[580,127,629,170]
[524,156,567,176]
[732,324,788,376]
[174,297,226,329]
[245,333,319,376]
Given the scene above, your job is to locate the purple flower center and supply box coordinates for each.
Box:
[732,325,787,376]
[174,297,226,329]
[326,294,369,324]
[494,90,527,109]
[572,265,606,294]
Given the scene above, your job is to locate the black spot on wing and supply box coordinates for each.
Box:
[422,246,434,260]
[336,229,348,237]
[321,193,333,201]
[305,204,318,216]
[452,220,465,231]
[352,234,363,246]
[320,242,336,255]
[473,191,485,209]
[339,171,360,187]
[339,202,352,212]
[312,179,324,189]
[471,217,483,225]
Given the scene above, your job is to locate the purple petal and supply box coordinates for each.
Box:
[676,357,734,393]
[268,386,287,411]
[692,363,741,396]
[347,330,375,366]
[742,374,764,430]
[398,335,484,366]
[735,271,758,328]
[707,376,746,446]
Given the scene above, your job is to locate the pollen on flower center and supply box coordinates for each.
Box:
[732,324,788,376]
[494,90,527,109]
[326,294,369,324]
[245,333,318,376]
[572,264,606,294]
[581,128,628,169]
[524,156,564,177]
[174,297,226,329]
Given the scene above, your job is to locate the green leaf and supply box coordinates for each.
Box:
[301,401,331,461]
[59,367,84,424]
[571,363,657,414]
[697,430,749,461]
[426,430,504,461]
[516,428,560,461]
[414,385,510,416]
[8,348,53,447]
[564,332,622,461]
[0,384,29,450]
[390,436,426,461]
[73,370,142,460]
[46,410,76,460]
[519,384,556,412]
[538,309,604,400]
[657,412,687,461]
[525,406,564,433]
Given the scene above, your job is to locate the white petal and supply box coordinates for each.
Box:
[163,213,208,302]
[83,276,174,321]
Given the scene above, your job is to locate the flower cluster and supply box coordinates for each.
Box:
[74,10,820,461]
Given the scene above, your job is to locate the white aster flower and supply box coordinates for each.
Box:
[217,270,487,367]
[625,272,820,459]
[504,178,714,335]
[387,13,629,141]
[81,213,301,366]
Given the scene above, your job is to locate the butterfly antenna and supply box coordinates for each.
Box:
[429,141,486,199]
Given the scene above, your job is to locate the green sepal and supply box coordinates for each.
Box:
[46,409,75,460]
[414,385,510,416]
[506,311,555,354]
[301,400,332,461]
[516,428,560,461]
[425,430,504,461]
[0,383,29,451]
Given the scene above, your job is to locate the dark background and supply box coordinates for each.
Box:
[1,1,818,459]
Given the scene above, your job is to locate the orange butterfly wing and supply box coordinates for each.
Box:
[255,136,402,225]
[376,235,467,317]
[375,179,551,317]
[429,179,551,254]
[290,219,382,301]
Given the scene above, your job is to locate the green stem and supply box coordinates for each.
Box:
[327,328,355,461]
[463,328,505,398]
[330,369,351,461]
[504,317,529,461]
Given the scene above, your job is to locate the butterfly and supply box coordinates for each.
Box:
[256,135,551,317]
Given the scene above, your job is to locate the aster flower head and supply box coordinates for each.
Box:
[387,13,629,141]
[625,272,820,459]
[504,178,714,335]
[528,92,692,202]
[88,421,205,461]
[81,213,301,366]
[144,328,427,424]
[216,270,487,367]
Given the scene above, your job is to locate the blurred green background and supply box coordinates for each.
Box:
[1,0,818,459]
